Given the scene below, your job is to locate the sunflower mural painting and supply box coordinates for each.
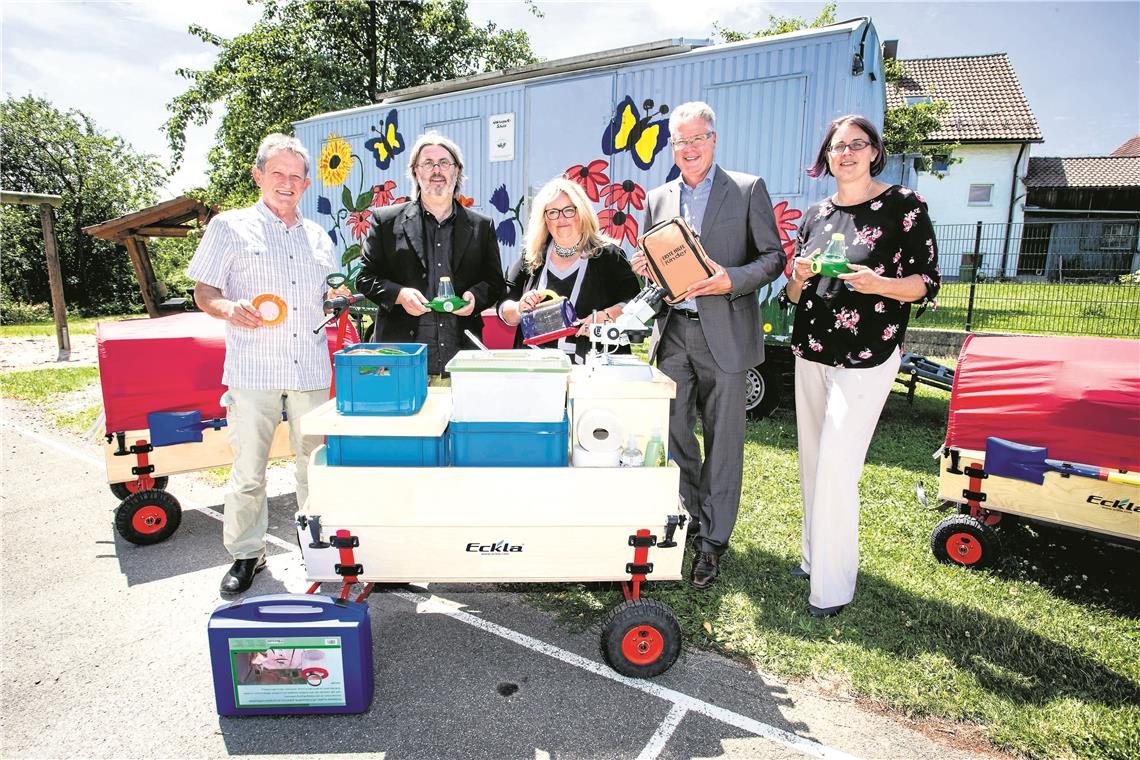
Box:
[314,128,409,287]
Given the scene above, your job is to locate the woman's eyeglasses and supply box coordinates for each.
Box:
[416,159,455,171]
[828,139,870,155]
[543,206,578,220]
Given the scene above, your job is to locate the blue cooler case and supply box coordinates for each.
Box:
[334,343,427,416]
[208,594,373,716]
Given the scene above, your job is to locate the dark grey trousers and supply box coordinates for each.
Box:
[657,315,747,555]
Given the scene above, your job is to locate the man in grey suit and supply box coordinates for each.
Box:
[632,101,785,590]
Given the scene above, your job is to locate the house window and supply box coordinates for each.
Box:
[1101,222,1137,250]
[905,94,933,106]
[968,184,993,205]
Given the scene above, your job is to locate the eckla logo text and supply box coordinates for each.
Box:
[1087,495,1138,513]
[466,539,524,553]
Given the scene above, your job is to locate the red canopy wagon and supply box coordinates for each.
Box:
[98,312,354,545]
[925,334,1140,569]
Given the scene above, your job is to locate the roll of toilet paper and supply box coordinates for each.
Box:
[572,444,620,467]
[576,408,624,453]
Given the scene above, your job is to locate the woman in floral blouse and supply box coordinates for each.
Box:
[779,114,941,618]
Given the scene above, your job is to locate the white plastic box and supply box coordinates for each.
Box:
[568,361,676,461]
[445,349,571,422]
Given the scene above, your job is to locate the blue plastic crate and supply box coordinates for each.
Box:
[325,433,447,467]
[334,343,427,416]
[448,416,568,467]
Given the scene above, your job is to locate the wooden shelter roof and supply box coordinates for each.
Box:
[84,195,215,242]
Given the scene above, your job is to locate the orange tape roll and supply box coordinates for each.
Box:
[252,293,287,326]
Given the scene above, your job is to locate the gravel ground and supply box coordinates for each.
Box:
[0,334,99,372]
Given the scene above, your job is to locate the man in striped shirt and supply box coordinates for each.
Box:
[188,133,344,595]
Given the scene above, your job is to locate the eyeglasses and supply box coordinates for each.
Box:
[828,139,871,155]
[543,206,578,221]
[416,158,455,171]
[670,132,714,148]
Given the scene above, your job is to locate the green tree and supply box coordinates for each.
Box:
[165,0,538,202]
[714,4,956,174]
[1,95,165,316]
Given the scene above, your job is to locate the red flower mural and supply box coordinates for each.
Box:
[599,179,646,212]
[370,179,397,208]
[347,210,372,240]
[456,194,475,208]
[564,159,609,202]
[599,208,639,247]
[771,200,803,277]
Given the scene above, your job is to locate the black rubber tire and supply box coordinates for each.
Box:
[744,361,781,420]
[109,476,169,501]
[931,514,1000,570]
[115,489,182,546]
[600,598,682,678]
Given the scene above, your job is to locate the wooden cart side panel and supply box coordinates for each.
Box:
[938,448,1140,540]
[104,422,294,482]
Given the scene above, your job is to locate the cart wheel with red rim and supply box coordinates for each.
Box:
[115,489,183,545]
[600,598,681,678]
[109,476,169,501]
[931,513,1000,570]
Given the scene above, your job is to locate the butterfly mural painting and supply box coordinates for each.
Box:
[364,109,405,170]
[601,96,671,171]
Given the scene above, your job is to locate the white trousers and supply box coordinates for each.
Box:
[221,387,328,560]
[794,349,900,608]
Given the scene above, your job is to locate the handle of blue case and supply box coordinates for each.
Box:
[233,594,342,617]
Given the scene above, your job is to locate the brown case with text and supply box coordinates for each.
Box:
[638,217,716,305]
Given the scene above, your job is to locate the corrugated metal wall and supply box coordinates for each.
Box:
[295,21,884,273]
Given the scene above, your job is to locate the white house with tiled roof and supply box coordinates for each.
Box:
[887,53,1042,277]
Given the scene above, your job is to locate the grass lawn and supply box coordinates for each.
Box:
[925,282,1140,337]
[0,366,103,433]
[523,383,1140,760]
[0,312,142,337]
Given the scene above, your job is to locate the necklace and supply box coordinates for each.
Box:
[552,241,578,259]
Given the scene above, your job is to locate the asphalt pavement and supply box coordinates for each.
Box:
[0,400,1002,760]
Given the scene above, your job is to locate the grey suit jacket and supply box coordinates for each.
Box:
[643,165,785,373]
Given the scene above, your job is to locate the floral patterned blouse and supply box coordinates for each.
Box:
[779,185,941,369]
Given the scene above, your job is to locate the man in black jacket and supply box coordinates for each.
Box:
[357,132,505,375]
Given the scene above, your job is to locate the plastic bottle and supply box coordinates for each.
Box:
[811,233,852,277]
[643,430,664,467]
[619,435,644,467]
[438,276,455,299]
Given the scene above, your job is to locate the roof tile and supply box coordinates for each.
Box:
[1026,156,1140,188]
[887,54,1042,142]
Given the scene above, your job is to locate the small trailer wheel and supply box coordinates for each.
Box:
[115,489,182,545]
[931,514,1000,570]
[109,476,169,500]
[600,598,681,678]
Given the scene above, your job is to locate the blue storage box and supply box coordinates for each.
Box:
[449,415,569,467]
[326,433,447,466]
[334,343,427,416]
[208,594,373,716]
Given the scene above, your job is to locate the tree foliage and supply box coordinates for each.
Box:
[165,0,538,202]
[1,95,165,316]
[714,3,956,173]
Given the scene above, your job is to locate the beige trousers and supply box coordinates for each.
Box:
[221,387,328,560]
[794,348,900,609]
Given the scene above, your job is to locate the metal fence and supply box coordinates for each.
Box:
[924,221,1140,337]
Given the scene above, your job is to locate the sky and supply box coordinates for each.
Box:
[2,0,1137,197]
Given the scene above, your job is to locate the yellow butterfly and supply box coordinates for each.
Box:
[602,96,670,170]
[365,109,405,170]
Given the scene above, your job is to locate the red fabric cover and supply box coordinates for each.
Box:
[946,334,1140,472]
[97,313,353,433]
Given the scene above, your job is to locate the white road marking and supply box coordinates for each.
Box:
[637,702,688,760]
[5,420,862,760]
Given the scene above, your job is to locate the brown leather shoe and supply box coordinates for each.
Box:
[690,551,719,590]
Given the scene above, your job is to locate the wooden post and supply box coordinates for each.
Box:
[38,203,71,361]
[122,236,160,317]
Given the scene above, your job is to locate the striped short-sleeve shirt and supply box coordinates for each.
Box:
[186,199,337,391]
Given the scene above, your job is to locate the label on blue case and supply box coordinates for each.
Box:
[229,636,346,707]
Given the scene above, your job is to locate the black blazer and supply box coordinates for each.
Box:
[357,201,505,345]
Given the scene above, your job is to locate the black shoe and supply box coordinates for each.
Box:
[790,566,810,580]
[220,556,267,595]
[809,603,845,618]
[690,551,719,590]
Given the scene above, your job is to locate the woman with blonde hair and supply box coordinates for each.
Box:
[498,177,639,361]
